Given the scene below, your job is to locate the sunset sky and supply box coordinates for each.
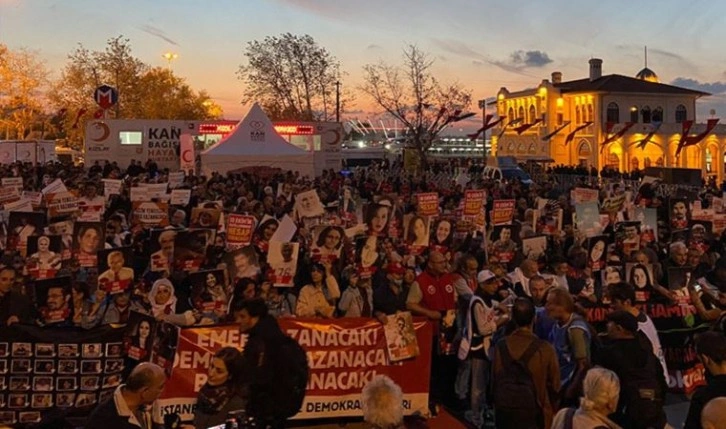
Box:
[3,0,726,132]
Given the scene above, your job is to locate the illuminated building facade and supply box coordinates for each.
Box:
[493,58,726,180]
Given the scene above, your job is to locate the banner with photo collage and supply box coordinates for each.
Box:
[0,324,126,426]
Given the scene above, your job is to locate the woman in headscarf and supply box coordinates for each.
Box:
[148,278,196,326]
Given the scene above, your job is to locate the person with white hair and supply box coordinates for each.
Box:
[361,375,405,429]
[551,367,622,429]
[701,397,726,429]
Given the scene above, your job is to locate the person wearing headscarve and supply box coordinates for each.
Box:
[148,278,196,326]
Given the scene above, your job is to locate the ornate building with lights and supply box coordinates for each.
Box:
[493,58,726,180]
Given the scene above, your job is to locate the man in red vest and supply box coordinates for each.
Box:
[407,251,458,413]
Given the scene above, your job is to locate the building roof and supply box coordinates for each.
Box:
[635,67,659,83]
[553,74,709,96]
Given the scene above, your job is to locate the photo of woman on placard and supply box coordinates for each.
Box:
[191,270,227,323]
[125,312,155,362]
[26,235,61,277]
[365,201,391,237]
[312,225,345,262]
[587,236,608,271]
[253,217,278,253]
[405,215,430,248]
[431,218,454,249]
[73,222,104,267]
[356,235,380,279]
[626,263,655,303]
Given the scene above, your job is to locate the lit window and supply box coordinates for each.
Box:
[529,105,536,122]
[630,106,639,123]
[575,106,581,124]
[119,131,142,145]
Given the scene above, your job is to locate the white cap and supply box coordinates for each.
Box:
[477,270,496,283]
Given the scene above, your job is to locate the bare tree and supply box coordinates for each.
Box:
[360,45,472,168]
[238,33,350,121]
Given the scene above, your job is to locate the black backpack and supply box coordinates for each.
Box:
[269,335,310,419]
[492,339,542,418]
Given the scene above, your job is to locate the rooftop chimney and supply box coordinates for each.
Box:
[551,71,562,84]
[589,58,603,81]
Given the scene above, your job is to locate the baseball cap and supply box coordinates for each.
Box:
[387,262,405,275]
[477,270,496,284]
[607,310,638,334]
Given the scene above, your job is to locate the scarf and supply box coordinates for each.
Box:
[149,280,177,319]
[197,382,233,414]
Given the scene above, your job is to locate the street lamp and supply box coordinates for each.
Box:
[162,52,178,70]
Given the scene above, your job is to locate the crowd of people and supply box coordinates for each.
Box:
[1,155,726,429]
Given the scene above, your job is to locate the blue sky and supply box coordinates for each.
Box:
[2,0,726,128]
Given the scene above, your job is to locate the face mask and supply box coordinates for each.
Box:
[393,279,403,286]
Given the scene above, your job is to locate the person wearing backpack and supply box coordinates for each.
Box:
[596,311,669,429]
[491,297,560,429]
[458,270,510,428]
[234,298,309,428]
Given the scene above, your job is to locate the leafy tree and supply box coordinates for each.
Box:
[51,36,222,148]
[0,44,50,139]
[238,33,350,121]
[360,45,473,168]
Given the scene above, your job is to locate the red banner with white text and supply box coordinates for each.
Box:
[156,318,432,422]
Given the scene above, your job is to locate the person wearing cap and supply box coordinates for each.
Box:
[373,262,410,324]
[462,269,509,427]
[608,282,668,384]
[596,310,668,429]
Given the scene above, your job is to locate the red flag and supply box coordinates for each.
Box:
[600,122,636,150]
[635,122,662,150]
[542,121,571,141]
[684,118,719,146]
[674,120,695,158]
[514,118,543,135]
[71,108,88,129]
[467,115,506,140]
[564,122,593,146]
[497,117,524,138]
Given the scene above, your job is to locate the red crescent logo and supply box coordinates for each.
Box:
[324,129,341,146]
[91,122,110,142]
[182,149,193,163]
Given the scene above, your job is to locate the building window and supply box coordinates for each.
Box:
[557,113,563,126]
[641,105,651,123]
[652,106,663,123]
[575,106,581,124]
[606,102,619,123]
[508,107,514,123]
[587,104,594,122]
[630,106,639,123]
[529,105,536,123]
[675,104,687,123]
[518,106,525,120]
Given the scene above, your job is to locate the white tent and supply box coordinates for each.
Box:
[201,103,314,177]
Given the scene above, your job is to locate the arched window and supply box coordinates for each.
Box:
[529,105,536,122]
[630,106,639,123]
[641,105,651,123]
[606,102,619,123]
[518,106,525,120]
[587,104,594,122]
[652,106,663,123]
[575,106,581,124]
[644,157,652,168]
[508,107,515,122]
[675,104,687,123]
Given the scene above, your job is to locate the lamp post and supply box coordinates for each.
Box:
[162,52,178,70]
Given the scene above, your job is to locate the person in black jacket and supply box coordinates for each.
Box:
[0,267,34,326]
[684,331,726,429]
[233,298,287,428]
[597,311,668,429]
